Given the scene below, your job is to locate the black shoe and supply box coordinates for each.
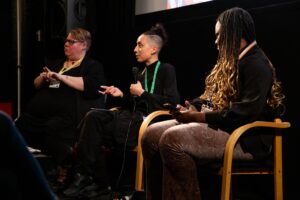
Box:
[63,173,93,197]
[78,183,111,199]
[51,180,69,194]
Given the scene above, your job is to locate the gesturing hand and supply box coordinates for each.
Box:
[99,85,124,98]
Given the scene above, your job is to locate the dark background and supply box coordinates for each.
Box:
[1,0,299,199]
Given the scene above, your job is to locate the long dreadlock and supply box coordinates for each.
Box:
[200,7,284,113]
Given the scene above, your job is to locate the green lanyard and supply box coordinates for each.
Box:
[144,61,160,94]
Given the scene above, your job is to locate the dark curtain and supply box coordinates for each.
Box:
[1,1,17,117]
[86,0,136,102]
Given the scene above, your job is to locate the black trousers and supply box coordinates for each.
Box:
[15,113,75,165]
[75,109,143,186]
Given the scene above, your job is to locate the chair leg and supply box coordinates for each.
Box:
[221,170,232,200]
[135,147,144,191]
[274,171,283,200]
[274,133,283,200]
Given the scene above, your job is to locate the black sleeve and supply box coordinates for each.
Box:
[139,63,180,112]
[205,51,273,129]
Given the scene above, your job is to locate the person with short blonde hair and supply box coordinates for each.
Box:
[15,27,106,189]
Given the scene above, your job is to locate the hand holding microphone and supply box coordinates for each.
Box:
[130,81,144,97]
[130,67,144,97]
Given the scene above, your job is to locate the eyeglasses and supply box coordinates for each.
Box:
[64,39,81,45]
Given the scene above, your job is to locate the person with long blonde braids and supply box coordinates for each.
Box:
[141,7,285,200]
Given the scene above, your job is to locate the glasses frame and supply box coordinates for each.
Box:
[64,39,81,45]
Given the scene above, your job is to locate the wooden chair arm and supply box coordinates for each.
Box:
[221,119,291,200]
[109,107,121,111]
[138,110,171,148]
[224,120,291,163]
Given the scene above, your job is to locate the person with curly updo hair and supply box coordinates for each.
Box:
[141,7,285,200]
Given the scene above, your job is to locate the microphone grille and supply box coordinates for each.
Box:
[132,67,138,73]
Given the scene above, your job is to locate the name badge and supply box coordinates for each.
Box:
[49,80,61,88]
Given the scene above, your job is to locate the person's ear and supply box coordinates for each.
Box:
[151,47,158,55]
[81,41,88,50]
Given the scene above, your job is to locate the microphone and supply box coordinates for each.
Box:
[132,67,139,83]
[132,67,139,99]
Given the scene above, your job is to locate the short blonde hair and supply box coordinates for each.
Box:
[68,27,92,51]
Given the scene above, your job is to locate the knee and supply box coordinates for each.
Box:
[141,125,162,159]
[0,111,12,125]
[84,110,98,119]
[0,112,15,138]
[159,128,181,149]
[81,110,100,125]
[159,129,183,163]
